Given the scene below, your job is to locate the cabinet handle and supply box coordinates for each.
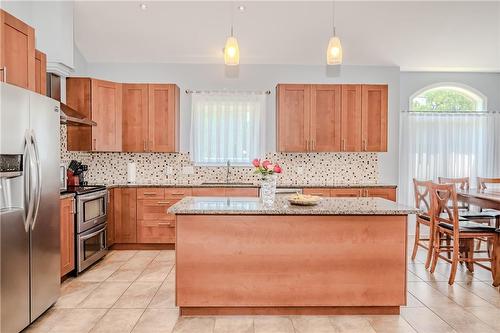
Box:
[149,141,153,152]
[306,140,310,152]
[143,192,158,196]
[362,140,367,151]
[312,140,315,150]
[309,193,324,196]
[143,140,146,151]
[342,139,346,151]
[70,199,75,214]
[0,66,6,82]
[170,192,185,196]
[158,222,174,228]
[157,201,171,204]
[92,139,97,150]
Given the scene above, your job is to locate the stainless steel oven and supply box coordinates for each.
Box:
[77,189,108,233]
[77,223,107,272]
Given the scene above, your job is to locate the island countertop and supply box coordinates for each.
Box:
[168,196,418,215]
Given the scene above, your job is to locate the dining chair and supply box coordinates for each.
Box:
[477,177,500,191]
[411,179,434,268]
[429,183,497,285]
[438,177,470,210]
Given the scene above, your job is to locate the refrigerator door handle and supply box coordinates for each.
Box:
[23,130,35,233]
[29,130,42,230]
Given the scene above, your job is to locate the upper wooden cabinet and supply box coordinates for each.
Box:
[0,9,35,91]
[123,84,179,152]
[66,78,123,152]
[34,49,46,95]
[277,83,388,152]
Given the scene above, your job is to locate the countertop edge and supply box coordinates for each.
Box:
[60,193,75,199]
[105,184,397,189]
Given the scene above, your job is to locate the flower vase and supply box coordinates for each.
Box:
[260,175,277,205]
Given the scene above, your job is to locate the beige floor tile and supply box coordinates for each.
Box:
[214,316,254,333]
[77,262,124,282]
[291,316,335,333]
[406,271,423,282]
[400,307,456,333]
[49,308,107,333]
[107,267,145,282]
[148,279,176,309]
[329,316,376,333]
[407,263,449,282]
[133,250,161,260]
[428,304,498,333]
[407,282,456,307]
[55,281,100,308]
[23,308,71,333]
[113,281,161,309]
[432,263,476,283]
[172,317,215,333]
[137,261,173,282]
[457,281,500,307]
[404,293,425,308]
[365,315,417,333]
[465,306,500,331]
[425,281,495,308]
[131,308,179,333]
[120,256,154,271]
[153,250,176,263]
[78,282,131,308]
[253,316,294,333]
[90,309,145,333]
[103,250,138,263]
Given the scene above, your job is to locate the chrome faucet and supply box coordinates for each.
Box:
[226,160,231,184]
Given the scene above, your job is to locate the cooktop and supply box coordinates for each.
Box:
[63,185,107,195]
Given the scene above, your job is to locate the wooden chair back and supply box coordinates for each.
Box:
[430,183,460,236]
[413,179,432,217]
[477,177,500,191]
[438,177,470,190]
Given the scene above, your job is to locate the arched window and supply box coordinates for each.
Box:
[409,83,487,112]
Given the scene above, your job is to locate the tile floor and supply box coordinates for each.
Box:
[24,238,500,333]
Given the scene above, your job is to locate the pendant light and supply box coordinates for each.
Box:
[327,1,342,65]
[224,3,240,65]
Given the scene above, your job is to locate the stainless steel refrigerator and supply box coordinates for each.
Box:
[1,82,60,333]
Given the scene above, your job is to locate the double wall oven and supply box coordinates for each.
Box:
[66,186,108,273]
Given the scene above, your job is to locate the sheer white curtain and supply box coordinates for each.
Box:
[190,91,266,165]
[399,112,500,205]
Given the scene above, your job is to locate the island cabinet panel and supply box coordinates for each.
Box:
[0,10,35,91]
[276,84,310,152]
[148,84,180,152]
[34,49,46,95]
[122,84,149,152]
[310,85,341,152]
[176,215,407,311]
[60,197,75,277]
[107,189,115,247]
[340,84,363,152]
[114,188,137,243]
[362,85,388,152]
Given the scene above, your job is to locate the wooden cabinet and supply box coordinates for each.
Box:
[34,49,46,95]
[192,187,258,197]
[303,187,396,201]
[302,188,331,197]
[277,83,388,152]
[192,187,227,197]
[114,188,137,243]
[362,85,388,152]
[0,10,35,91]
[122,84,179,152]
[364,187,396,202]
[66,78,122,152]
[107,189,115,247]
[330,188,363,197]
[60,197,75,277]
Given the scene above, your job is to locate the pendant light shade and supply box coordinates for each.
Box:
[327,35,342,65]
[224,34,240,66]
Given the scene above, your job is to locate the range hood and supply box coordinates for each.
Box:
[46,72,96,126]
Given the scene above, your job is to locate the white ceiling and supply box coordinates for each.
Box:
[74,1,500,71]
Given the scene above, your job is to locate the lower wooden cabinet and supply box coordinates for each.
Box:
[114,188,137,243]
[304,187,396,201]
[60,197,75,277]
[192,187,259,197]
[137,220,176,243]
[365,188,397,202]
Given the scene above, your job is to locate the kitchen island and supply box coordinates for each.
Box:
[168,196,417,316]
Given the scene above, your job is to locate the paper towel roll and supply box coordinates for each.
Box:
[127,162,136,184]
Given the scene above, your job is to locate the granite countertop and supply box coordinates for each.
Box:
[60,193,75,199]
[105,183,396,189]
[168,196,418,216]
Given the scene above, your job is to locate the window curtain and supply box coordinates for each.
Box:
[399,112,500,205]
[190,92,266,165]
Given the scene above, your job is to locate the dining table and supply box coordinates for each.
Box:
[457,189,500,287]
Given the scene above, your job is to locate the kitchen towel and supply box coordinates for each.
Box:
[127,162,137,184]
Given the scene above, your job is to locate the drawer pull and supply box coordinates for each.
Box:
[158,222,174,228]
[157,201,171,204]
[170,193,185,196]
[309,193,324,196]
[143,193,158,196]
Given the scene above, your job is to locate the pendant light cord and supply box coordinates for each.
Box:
[332,1,336,36]
[230,1,235,37]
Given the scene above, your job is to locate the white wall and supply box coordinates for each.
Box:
[82,63,401,185]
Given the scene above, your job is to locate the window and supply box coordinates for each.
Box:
[410,83,487,112]
[190,92,266,166]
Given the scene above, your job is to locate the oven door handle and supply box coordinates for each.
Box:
[78,190,108,202]
[80,224,107,241]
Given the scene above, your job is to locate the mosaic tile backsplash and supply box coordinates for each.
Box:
[60,125,379,186]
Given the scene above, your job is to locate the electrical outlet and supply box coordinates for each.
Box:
[165,166,173,175]
[182,166,194,175]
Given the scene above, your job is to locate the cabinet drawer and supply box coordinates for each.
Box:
[192,187,227,196]
[302,188,331,197]
[165,188,192,199]
[137,188,165,200]
[137,199,176,220]
[225,188,259,197]
[137,220,175,244]
[365,188,397,202]
[330,188,362,197]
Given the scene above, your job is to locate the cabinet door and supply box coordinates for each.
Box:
[60,197,75,277]
[303,188,331,197]
[66,78,92,151]
[192,187,226,196]
[122,84,148,152]
[114,188,137,243]
[34,50,46,95]
[277,84,311,152]
[137,199,175,221]
[91,79,122,151]
[365,188,396,202]
[107,189,115,247]
[330,188,362,197]
[0,10,35,90]
[310,85,341,152]
[361,85,388,152]
[148,84,179,152]
[340,85,362,152]
[137,220,176,244]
